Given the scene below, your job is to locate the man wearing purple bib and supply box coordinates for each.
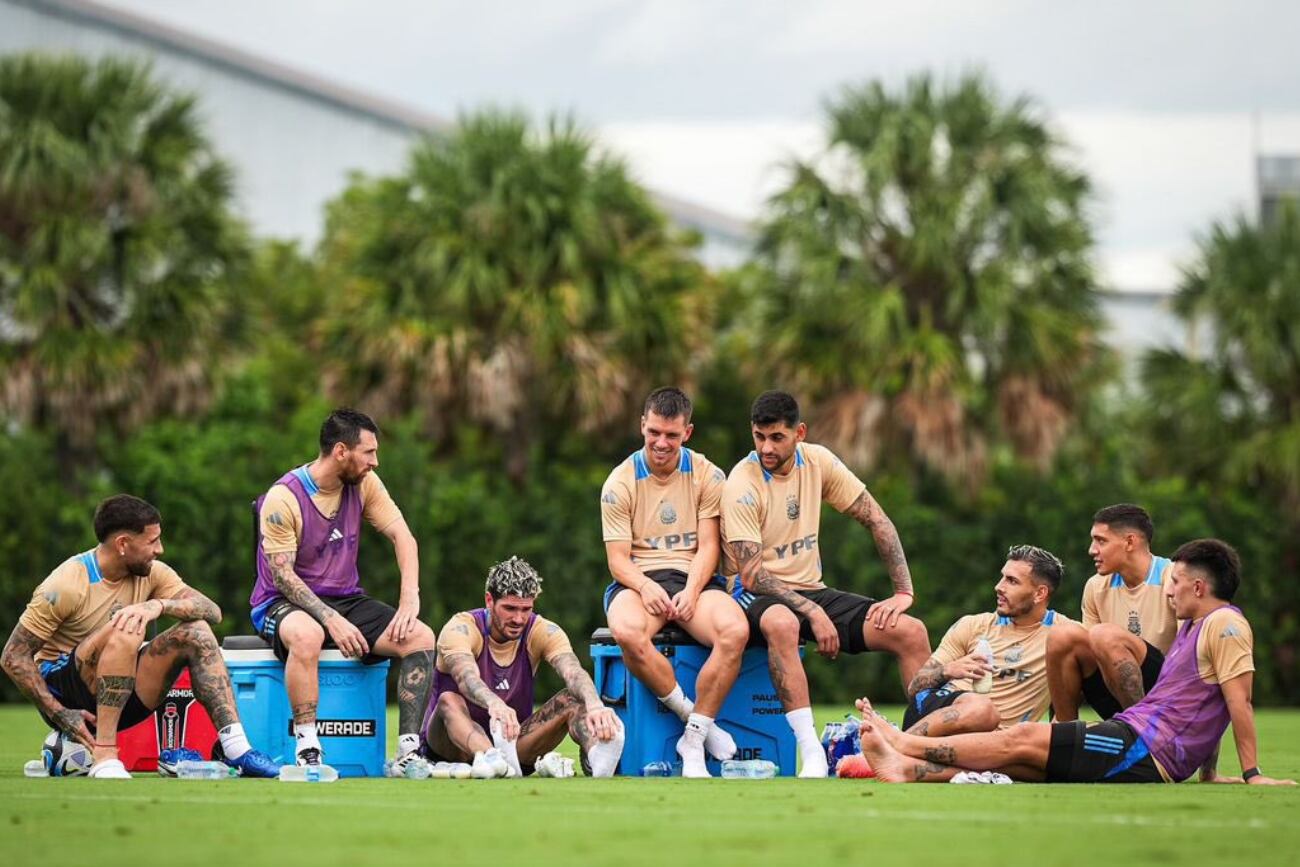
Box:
[250,409,436,774]
[420,557,624,778]
[853,539,1295,786]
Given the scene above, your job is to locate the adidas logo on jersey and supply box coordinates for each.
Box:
[328,528,344,543]
[495,678,510,691]
[737,492,757,508]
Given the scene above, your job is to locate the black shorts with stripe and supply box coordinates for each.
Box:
[902,686,968,730]
[1045,719,1165,783]
[38,647,155,731]
[1081,640,1165,719]
[257,593,396,665]
[732,585,877,654]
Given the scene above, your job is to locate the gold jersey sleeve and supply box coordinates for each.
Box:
[601,450,721,575]
[435,611,483,673]
[19,555,190,661]
[720,444,865,590]
[1078,558,1178,653]
[260,471,404,557]
[931,614,981,667]
[526,616,574,668]
[1197,607,1255,685]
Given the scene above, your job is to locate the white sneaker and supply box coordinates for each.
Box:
[386,751,430,779]
[88,758,132,779]
[471,748,509,779]
[797,749,829,779]
[534,752,575,779]
[704,724,738,761]
[676,733,712,778]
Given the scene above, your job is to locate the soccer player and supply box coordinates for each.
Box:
[902,546,1074,737]
[601,387,748,777]
[249,408,435,774]
[420,557,624,778]
[855,539,1295,786]
[722,390,931,777]
[1,495,280,779]
[1046,504,1176,721]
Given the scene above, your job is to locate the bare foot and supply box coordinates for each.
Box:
[857,721,912,783]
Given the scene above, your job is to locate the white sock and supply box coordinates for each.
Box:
[218,723,251,760]
[490,720,523,777]
[397,733,420,757]
[658,684,694,722]
[677,714,711,778]
[587,719,625,778]
[684,712,711,746]
[294,722,321,754]
[785,707,820,754]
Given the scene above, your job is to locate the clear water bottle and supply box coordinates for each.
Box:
[974,638,995,694]
[23,759,49,778]
[641,761,673,777]
[278,763,339,783]
[176,760,236,780]
[403,758,432,780]
[721,760,777,779]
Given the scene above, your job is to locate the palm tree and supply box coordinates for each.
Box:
[315,110,712,480]
[0,53,249,468]
[748,72,1109,487]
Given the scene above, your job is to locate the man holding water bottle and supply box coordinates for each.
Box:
[900,546,1073,737]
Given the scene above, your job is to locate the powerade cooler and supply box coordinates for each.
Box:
[221,636,388,777]
[590,627,798,776]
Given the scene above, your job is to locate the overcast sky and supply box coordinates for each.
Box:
[109,0,1300,290]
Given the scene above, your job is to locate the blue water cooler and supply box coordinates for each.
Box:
[590,627,798,776]
[221,636,389,777]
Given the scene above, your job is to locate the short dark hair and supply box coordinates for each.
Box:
[751,390,800,428]
[93,495,162,542]
[1093,503,1154,543]
[319,408,379,454]
[644,387,693,422]
[1171,538,1241,602]
[1006,545,1064,593]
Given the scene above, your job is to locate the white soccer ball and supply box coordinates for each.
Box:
[42,731,93,777]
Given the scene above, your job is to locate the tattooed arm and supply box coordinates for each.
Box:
[728,539,839,657]
[551,651,619,743]
[446,652,518,738]
[906,653,992,698]
[845,490,916,628]
[1,624,94,747]
[265,550,369,658]
[148,587,221,624]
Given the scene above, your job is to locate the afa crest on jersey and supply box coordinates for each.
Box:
[660,502,678,525]
[786,495,800,520]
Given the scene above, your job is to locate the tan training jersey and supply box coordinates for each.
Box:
[1195,606,1255,685]
[260,469,404,555]
[720,443,866,589]
[1081,555,1178,653]
[435,610,574,674]
[931,610,1076,728]
[600,448,725,575]
[18,551,187,662]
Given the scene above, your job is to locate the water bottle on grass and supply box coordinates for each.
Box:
[720,760,777,779]
[176,761,237,780]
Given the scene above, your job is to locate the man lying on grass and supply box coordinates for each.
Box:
[855,539,1294,786]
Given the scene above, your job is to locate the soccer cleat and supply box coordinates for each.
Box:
[157,747,203,777]
[704,723,738,762]
[296,746,324,766]
[471,748,510,779]
[386,751,429,779]
[224,749,283,779]
[88,758,132,779]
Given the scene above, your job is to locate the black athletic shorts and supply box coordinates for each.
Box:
[733,585,877,654]
[1045,719,1166,783]
[603,569,728,613]
[1081,641,1165,719]
[257,593,396,665]
[902,686,968,730]
[38,646,155,731]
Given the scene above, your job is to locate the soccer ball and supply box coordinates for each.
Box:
[42,731,93,777]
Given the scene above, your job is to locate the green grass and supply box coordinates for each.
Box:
[2,704,1298,867]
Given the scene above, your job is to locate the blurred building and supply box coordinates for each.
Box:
[0,0,751,266]
[1258,155,1300,227]
[3,0,1187,356]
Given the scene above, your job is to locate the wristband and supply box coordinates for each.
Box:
[1243,767,1261,781]
[895,590,913,597]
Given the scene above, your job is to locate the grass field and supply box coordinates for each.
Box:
[2,704,1298,867]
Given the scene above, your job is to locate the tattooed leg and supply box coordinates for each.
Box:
[278,612,325,727]
[868,717,1051,781]
[136,621,239,730]
[516,690,582,767]
[396,650,435,737]
[428,693,490,759]
[758,606,809,711]
[1089,624,1149,710]
[86,627,141,760]
[905,694,1000,737]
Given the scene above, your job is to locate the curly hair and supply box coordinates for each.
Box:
[485,556,544,599]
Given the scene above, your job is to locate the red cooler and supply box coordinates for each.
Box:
[118,669,218,771]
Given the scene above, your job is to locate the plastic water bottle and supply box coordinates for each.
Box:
[23,760,49,778]
[641,761,673,777]
[278,763,339,783]
[721,760,777,779]
[176,760,236,780]
[403,758,432,780]
[974,638,995,694]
